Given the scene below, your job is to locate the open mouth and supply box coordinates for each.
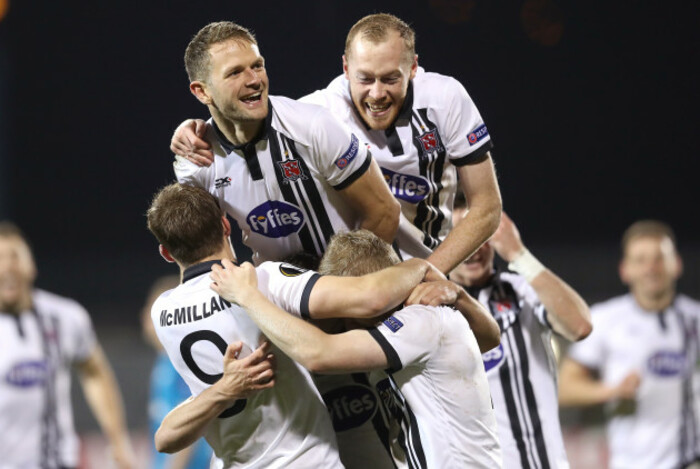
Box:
[241,91,263,105]
[365,101,391,115]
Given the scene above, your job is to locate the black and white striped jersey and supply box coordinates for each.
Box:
[175,95,372,265]
[0,289,96,469]
[152,261,342,468]
[301,67,493,261]
[568,293,700,469]
[367,304,502,468]
[467,271,569,469]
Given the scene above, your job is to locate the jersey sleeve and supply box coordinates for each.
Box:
[566,306,606,369]
[255,262,321,320]
[173,155,216,189]
[308,109,371,190]
[516,276,551,329]
[440,77,493,166]
[368,305,439,373]
[67,301,97,363]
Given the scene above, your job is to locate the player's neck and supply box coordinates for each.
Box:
[177,245,237,278]
[213,114,263,146]
[0,292,33,316]
[632,288,675,312]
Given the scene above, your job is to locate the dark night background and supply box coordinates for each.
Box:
[0,0,698,439]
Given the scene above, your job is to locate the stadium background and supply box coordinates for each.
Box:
[0,0,698,466]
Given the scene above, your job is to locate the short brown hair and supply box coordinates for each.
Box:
[185,21,258,82]
[621,220,677,254]
[344,13,415,64]
[146,183,224,266]
[319,230,400,276]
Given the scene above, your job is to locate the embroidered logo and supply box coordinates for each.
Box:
[415,128,444,155]
[383,316,404,333]
[215,177,232,189]
[335,134,360,169]
[277,159,308,183]
[381,167,429,203]
[278,263,308,277]
[247,201,305,238]
[467,124,489,146]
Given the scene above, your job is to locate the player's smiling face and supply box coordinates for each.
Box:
[0,236,36,313]
[620,235,681,301]
[344,32,417,131]
[199,40,269,123]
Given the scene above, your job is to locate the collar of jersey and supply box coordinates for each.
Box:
[182,260,231,283]
[212,99,273,154]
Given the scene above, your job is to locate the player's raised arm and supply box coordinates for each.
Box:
[170,118,214,167]
[428,154,502,274]
[211,263,388,374]
[406,280,500,352]
[155,342,275,453]
[491,212,592,342]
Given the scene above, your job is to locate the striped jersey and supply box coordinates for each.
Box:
[0,289,97,469]
[567,294,700,469]
[301,67,493,260]
[151,261,341,469]
[466,271,569,469]
[174,95,371,265]
[368,305,502,468]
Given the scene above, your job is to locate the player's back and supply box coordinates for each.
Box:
[152,261,341,468]
[369,304,502,468]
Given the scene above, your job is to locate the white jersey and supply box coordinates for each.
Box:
[466,272,569,469]
[301,67,493,260]
[151,261,342,469]
[175,95,372,265]
[367,305,502,468]
[0,289,96,469]
[567,294,700,469]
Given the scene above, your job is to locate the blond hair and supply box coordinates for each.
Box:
[344,13,415,64]
[319,230,400,276]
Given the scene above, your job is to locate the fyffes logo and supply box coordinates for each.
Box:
[247,201,304,238]
[381,167,429,203]
[647,350,686,377]
[5,360,48,387]
[323,384,378,432]
[482,344,505,373]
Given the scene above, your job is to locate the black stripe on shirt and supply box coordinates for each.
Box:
[299,273,321,320]
[451,140,494,167]
[351,373,397,467]
[368,328,402,372]
[388,375,427,469]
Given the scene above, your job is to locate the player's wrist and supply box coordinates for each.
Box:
[507,249,545,283]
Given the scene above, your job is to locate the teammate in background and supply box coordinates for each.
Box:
[559,221,700,469]
[210,230,502,468]
[0,222,135,469]
[141,275,212,469]
[448,193,591,469]
[172,13,502,274]
[146,183,442,468]
[174,21,399,265]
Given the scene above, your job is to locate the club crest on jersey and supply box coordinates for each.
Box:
[467,124,489,146]
[647,350,686,377]
[322,384,379,432]
[381,167,429,203]
[482,344,505,373]
[415,128,444,156]
[278,263,308,277]
[247,200,305,238]
[5,360,48,388]
[277,159,308,183]
[383,316,403,333]
[335,134,360,169]
[215,177,232,189]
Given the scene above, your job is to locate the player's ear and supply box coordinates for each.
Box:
[159,245,176,263]
[342,55,349,79]
[409,54,418,80]
[222,215,232,237]
[190,81,212,105]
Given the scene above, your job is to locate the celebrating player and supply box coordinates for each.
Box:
[448,194,591,469]
[210,230,503,468]
[172,13,502,273]
[146,183,444,467]
[0,222,135,469]
[174,21,399,265]
[559,220,700,468]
